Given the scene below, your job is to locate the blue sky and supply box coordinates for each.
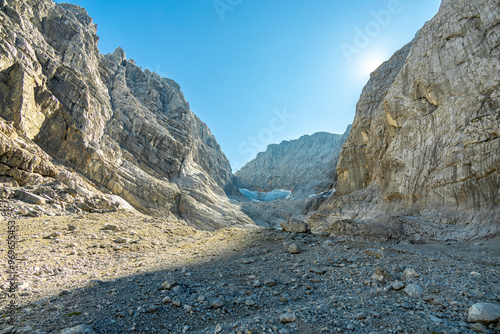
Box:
[56,0,441,170]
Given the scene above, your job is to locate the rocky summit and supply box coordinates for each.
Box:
[0,0,499,333]
[234,129,350,228]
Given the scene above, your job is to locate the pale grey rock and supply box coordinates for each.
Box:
[280,218,308,233]
[391,281,405,291]
[365,248,384,259]
[404,284,424,298]
[467,303,500,324]
[113,237,130,244]
[59,325,96,334]
[401,268,420,281]
[469,323,488,333]
[279,313,297,323]
[309,0,500,241]
[160,281,178,290]
[288,243,301,254]
[371,267,393,284]
[14,189,45,204]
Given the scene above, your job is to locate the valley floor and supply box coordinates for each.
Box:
[0,210,499,334]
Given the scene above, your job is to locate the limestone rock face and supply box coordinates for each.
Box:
[235,130,350,195]
[310,0,500,241]
[234,129,349,228]
[0,0,252,229]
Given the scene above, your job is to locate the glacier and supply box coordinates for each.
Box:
[239,188,292,202]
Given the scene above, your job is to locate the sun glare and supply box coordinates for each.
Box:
[359,55,386,76]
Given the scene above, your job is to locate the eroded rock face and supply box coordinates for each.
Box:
[310,0,500,241]
[234,129,350,228]
[236,130,350,195]
[0,0,252,229]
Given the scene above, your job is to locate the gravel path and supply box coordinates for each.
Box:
[0,210,499,334]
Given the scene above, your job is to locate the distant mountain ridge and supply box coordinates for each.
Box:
[235,127,351,196]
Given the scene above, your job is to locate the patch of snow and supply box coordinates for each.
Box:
[308,189,336,198]
[239,188,292,202]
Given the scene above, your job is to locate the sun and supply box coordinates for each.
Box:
[359,54,387,76]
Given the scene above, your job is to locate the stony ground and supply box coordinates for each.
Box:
[0,205,499,334]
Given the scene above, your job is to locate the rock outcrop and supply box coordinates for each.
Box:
[0,0,252,229]
[234,129,350,227]
[309,0,500,241]
[235,129,350,195]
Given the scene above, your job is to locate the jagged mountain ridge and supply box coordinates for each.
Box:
[235,128,350,195]
[234,128,350,228]
[309,0,500,241]
[0,0,252,229]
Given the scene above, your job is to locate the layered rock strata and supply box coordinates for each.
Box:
[309,0,500,241]
[0,0,252,229]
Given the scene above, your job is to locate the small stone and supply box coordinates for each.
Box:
[401,268,420,281]
[212,299,224,309]
[404,284,424,298]
[323,240,335,247]
[113,237,130,244]
[244,298,256,306]
[288,243,301,254]
[103,223,119,231]
[467,303,500,324]
[279,313,297,323]
[47,232,62,238]
[171,285,183,294]
[264,280,276,287]
[470,271,481,277]
[391,281,405,291]
[183,304,194,312]
[68,224,78,232]
[469,323,488,333]
[172,299,182,307]
[162,296,172,304]
[281,219,308,233]
[365,248,384,259]
[252,281,262,288]
[14,190,46,205]
[371,267,393,284]
[214,324,222,334]
[160,281,178,290]
[59,325,96,334]
[354,312,367,320]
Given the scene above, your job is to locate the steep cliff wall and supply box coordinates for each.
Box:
[309,0,500,241]
[0,0,252,229]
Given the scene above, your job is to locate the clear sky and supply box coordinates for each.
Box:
[55,0,441,171]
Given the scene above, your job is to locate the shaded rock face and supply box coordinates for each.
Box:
[310,0,500,241]
[234,129,350,228]
[0,0,252,229]
[235,130,350,195]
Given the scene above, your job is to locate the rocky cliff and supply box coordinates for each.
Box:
[309,0,500,241]
[0,0,252,229]
[235,129,350,195]
[234,129,350,227]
